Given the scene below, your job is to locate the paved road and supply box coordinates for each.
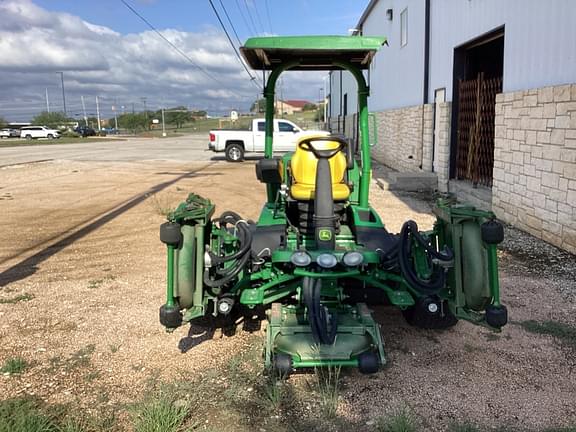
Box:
[0,134,219,167]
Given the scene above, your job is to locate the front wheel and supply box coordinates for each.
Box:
[225,144,244,162]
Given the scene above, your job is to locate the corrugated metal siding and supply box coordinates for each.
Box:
[429,0,576,102]
[329,0,576,115]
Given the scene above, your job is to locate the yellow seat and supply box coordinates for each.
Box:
[290,136,350,201]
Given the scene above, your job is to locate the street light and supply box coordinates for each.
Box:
[57,72,67,117]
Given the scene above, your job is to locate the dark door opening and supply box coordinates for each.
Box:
[450,27,504,187]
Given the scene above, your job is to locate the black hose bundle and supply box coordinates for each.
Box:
[203,211,253,288]
[397,220,454,295]
[303,277,337,345]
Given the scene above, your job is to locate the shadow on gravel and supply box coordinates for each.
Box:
[0,162,215,288]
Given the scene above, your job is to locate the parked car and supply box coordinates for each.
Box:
[20,126,60,139]
[209,118,326,162]
[74,126,96,137]
[0,128,20,138]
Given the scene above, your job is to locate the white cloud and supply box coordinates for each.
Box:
[0,0,326,121]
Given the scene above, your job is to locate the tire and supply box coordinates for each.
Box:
[225,143,244,162]
[481,220,504,244]
[485,304,508,328]
[47,134,54,139]
[402,296,458,329]
[25,134,32,140]
[160,222,182,246]
[358,351,380,374]
[272,353,292,378]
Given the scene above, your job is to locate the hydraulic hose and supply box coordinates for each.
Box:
[303,277,337,345]
[204,211,253,288]
[398,220,453,295]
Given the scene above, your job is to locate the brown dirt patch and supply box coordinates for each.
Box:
[0,160,574,431]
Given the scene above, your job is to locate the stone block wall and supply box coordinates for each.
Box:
[433,102,452,193]
[492,84,576,254]
[371,105,425,172]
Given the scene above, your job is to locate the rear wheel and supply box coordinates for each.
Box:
[402,296,458,329]
[225,143,244,162]
[25,134,32,140]
[47,134,54,139]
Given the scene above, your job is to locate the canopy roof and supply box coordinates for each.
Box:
[240,35,386,71]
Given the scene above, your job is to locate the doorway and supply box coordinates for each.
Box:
[450,27,504,187]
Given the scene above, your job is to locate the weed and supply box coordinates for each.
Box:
[147,193,174,217]
[518,320,576,349]
[376,407,419,432]
[448,421,481,432]
[84,371,100,382]
[87,275,115,289]
[48,345,95,373]
[312,364,342,419]
[0,293,34,304]
[108,344,120,353]
[1,357,28,374]
[0,398,56,432]
[130,395,189,432]
[484,332,501,342]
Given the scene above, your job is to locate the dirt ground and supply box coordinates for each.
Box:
[0,159,575,431]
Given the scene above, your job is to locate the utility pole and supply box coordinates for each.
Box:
[161,108,166,137]
[95,96,101,131]
[58,72,67,117]
[81,96,88,126]
[141,97,148,130]
[113,98,118,131]
[45,88,50,113]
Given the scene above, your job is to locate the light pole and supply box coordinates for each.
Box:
[161,108,166,137]
[57,72,67,117]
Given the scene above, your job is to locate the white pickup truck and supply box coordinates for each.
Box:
[209,118,321,162]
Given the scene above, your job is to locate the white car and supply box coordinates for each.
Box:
[20,126,60,140]
[0,128,20,138]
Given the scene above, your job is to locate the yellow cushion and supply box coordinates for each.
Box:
[290,136,350,201]
[291,182,350,200]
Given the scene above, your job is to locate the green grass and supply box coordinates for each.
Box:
[1,357,28,374]
[130,395,190,432]
[312,365,342,419]
[0,293,34,304]
[376,407,419,432]
[518,320,576,349]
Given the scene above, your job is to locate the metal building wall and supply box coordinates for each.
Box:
[428,0,576,102]
[329,0,576,115]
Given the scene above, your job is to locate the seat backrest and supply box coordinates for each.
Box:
[290,137,347,187]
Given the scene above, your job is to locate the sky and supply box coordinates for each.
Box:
[0,0,367,122]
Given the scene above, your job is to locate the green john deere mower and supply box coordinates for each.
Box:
[159,35,508,375]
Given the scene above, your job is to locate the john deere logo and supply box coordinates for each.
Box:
[319,230,332,241]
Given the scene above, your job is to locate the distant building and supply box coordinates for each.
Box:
[275,100,310,115]
[328,0,576,254]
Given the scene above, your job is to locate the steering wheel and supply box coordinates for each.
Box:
[298,136,347,159]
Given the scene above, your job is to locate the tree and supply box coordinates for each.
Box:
[117,113,148,133]
[165,107,192,129]
[31,111,70,128]
[0,116,7,129]
[251,98,267,113]
[302,103,318,111]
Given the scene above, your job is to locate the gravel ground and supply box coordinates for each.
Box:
[0,159,575,431]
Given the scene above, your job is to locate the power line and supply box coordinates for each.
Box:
[218,0,242,46]
[252,0,267,35]
[234,0,255,36]
[264,0,273,34]
[120,0,249,100]
[242,0,260,35]
[208,0,261,88]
